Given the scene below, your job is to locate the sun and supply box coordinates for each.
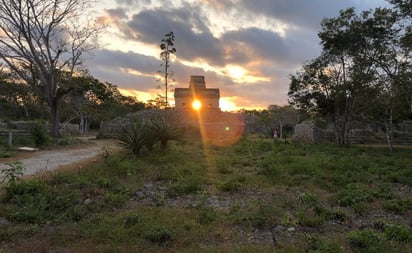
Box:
[192,100,202,110]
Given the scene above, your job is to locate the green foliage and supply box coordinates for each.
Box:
[1,136,412,252]
[167,178,203,197]
[335,183,375,213]
[150,111,184,150]
[116,111,185,155]
[143,226,175,246]
[305,234,344,253]
[218,175,245,193]
[385,225,412,242]
[383,199,412,214]
[30,121,51,147]
[123,213,143,228]
[1,161,24,187]
[230,200,280,228]
[117,119,154,155]
[1,171,128,224]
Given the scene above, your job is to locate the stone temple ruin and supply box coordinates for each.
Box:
[174,75,220,110]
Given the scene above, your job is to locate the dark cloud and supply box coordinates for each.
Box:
[222,27,288,65]
[238,0,354,31]
[124,7,225,65]
[87,0,389,108]
[105,8,128,20]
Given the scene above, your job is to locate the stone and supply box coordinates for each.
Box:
[135,191,145,199]
[144,183,153,190]
[287,227,296,232]
[83,198,92,205]
[0,217,10,227]
[273,225,286,232]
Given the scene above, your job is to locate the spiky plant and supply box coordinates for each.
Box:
[117,119,154,155]
[151,111,185,151]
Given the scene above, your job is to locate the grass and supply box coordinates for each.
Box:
[0,135,411,252]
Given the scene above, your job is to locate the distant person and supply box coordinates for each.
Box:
[273,129,279,139]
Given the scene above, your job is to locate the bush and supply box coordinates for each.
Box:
[385,225,412,242]
[347,229,383,252]
[1,162,25,187]
[143,226,175,246]
[30,121,51,147]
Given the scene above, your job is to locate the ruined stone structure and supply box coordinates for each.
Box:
[174,75,220,110]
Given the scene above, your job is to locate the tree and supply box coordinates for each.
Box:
[357,7,412,150]
[0,0,103,137]
[289,8,378,145]
[158,32,176,108]
[289,4,412,148]
[61,74,145,132]
[0,65,47,120]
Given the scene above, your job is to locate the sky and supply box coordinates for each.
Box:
[85,0,389,111]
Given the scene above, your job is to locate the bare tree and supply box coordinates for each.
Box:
[0,0,103,137]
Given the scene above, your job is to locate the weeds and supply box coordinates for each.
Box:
[1,161,25,186]
[1,136,411,252]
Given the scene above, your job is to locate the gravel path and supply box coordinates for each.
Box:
[0,139,119,180]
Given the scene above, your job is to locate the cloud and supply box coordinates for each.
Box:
[87,0,390,109]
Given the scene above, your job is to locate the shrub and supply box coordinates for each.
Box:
[123,213,143,228]
[383,199,412,214]
[218,176,245,193]
[1,162,25,187]
[30,121,51,147]
[167,178,202,197]
[347,229,383,252]
[143,226,175,246]
[385,225,412,242]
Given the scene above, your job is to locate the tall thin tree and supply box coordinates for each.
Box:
[159,32,176,108]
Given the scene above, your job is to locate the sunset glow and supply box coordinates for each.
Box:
[227,65,246,80]
[220,98,237,111]
[85,0,386,110]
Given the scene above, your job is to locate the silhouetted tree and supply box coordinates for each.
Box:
[159,32,176,108]
[0,0,104,137]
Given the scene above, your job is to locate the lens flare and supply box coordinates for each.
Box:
[201,113,245,147]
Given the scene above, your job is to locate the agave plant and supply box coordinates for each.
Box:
[117,119,154,155]
[150,111,185,151]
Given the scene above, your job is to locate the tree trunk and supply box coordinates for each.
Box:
[49,97,60,138]
[334,118,350,146]
[386,108,394,152]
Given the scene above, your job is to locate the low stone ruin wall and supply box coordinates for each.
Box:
[59,123,80,136]
[98,119,130,139]
[0,121,80,136]
[293,122,412,144]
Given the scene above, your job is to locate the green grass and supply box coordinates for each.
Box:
[0,136,411,252]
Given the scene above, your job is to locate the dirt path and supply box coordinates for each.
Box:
[0,138,120,180]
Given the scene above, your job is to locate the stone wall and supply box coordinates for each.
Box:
[98,118,130,138]
[59,123,80,136]
[292,122,315,142]
[293,122,412,144]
